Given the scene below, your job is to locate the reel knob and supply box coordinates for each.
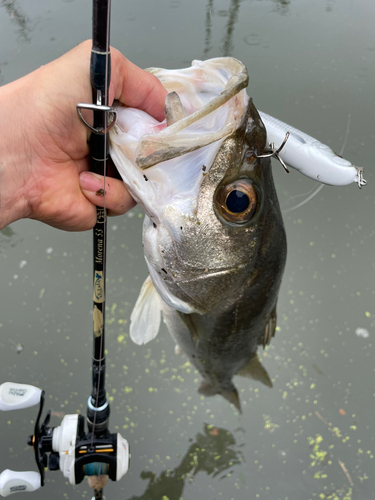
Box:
[0,383,42,412]
[0,470,41,497]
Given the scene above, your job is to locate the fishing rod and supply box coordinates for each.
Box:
[0,0,129,498]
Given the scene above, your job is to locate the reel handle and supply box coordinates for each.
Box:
[0,470,41,497]
[0,383,42,412]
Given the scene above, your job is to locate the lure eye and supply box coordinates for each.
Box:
[215,179,258,224]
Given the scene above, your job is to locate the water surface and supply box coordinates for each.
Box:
[0,0,374,499]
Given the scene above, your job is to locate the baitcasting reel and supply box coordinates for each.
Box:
[0,382,129,497]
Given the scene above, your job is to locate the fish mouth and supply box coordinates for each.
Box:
[109,58,250,219]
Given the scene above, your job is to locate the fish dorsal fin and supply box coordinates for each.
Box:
[237,353,273,388]
[130,276,162,345]
[165,92,188,126]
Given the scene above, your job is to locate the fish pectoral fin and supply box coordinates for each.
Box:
[165,91,188,126]
[259,307,277,349]
[237,353,273,388]
[130,275,162,345]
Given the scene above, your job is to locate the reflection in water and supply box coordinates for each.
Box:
[203,0,214,54]
[1,0,31,42]
[271,0,291,15]
[204,0,242,56]
[221,0,241,56]
[325,0,335,12]
[128,424,243,500]
[0,225,22,255]
[204,0,293,58]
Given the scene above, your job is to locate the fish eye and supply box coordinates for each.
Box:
[215,179,258,224]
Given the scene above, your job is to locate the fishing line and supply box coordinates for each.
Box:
[283,184,324,213]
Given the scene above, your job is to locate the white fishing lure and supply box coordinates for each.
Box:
[259,111,366,188]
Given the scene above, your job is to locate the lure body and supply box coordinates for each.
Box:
[259,111,366,187]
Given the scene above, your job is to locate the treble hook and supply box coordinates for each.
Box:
[256,132,291,173]
[355,166,367,189]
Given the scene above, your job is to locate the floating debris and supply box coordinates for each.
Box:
[15,343,23,354]
[338,459,354,487]
[355,327,369,338]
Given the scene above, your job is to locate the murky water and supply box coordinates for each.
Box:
[1,0,374,499]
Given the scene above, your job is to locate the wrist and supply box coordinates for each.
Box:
[0,78,32,229]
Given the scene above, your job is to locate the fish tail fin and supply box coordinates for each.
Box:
[237,353,273,388]
[198,381,241,413]
[221,388,241,413]
[130,275,162,345]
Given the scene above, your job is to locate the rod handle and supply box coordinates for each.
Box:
[0,383,42,411]
[0,470,41,496]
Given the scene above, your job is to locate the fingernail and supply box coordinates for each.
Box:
[79,172,105,193]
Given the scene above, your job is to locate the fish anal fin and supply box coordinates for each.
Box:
[130,275,162,345]
[237,353,273,388]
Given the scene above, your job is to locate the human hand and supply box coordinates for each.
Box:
[0,40,167,231]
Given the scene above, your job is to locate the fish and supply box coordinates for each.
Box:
[109,58,287,411]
